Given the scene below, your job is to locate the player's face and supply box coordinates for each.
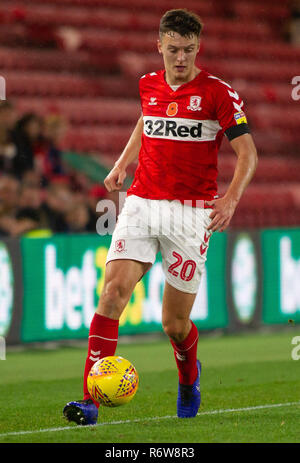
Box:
[157,31,200,85]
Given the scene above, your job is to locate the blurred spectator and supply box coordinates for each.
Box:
[87,186,121,234]
[16,184,51,231]
[0,102,116,235]
[0,101,17,172]
[0,174,38,236]
[41,114,68,184]
[286,0,300,45]
[43,182,74,233]
[81,184,107,232]
[0,175,20,234]
[11,112,43,179]
[22,169,43,189]
[0,172,114,235]
[69,171,93,194]
[43,181,111,233]
[87,185,107,213]
[86,184,108,232]
[64,202,91,233]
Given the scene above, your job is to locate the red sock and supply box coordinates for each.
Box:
[83,313,119,406]
[170,321,199,385]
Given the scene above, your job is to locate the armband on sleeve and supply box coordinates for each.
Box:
[225,123,251,141]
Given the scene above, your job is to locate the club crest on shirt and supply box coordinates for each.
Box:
[115,239,126,253]
[187,96,202,111]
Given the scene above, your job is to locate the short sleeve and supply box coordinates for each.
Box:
[139,74,146,115]
[214,80,251,141]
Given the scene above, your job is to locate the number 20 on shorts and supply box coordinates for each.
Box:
[168,251,196,281]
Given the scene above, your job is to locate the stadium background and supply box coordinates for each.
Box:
[0,0,300,445]
[0,0,300,344]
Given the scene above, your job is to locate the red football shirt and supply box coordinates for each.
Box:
[127,69,250,203]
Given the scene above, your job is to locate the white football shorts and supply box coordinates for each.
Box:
[106,195,213,294]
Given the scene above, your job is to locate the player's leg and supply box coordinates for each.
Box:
[82,258,150,403]
[159,204,213,418]
[63,258,149,426]
[162,282,198,382]
[162,282,201,418]
[63,195,159,424]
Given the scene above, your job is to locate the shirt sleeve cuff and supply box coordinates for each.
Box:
[225,123,251,141]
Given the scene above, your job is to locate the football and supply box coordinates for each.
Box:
[87,356,139,407]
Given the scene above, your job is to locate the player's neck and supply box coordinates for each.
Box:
[165,67,201,86]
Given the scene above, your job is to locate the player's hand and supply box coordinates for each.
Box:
[205,196,238,232]
[104,165,127,192]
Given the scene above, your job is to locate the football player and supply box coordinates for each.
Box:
[63,9,257,425]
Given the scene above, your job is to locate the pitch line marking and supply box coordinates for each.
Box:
[0,401,299,439]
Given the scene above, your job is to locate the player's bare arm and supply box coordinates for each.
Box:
[206,133,258,233]
[104,115,143,192]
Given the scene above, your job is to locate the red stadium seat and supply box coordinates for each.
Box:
[3,71,139,99]
[117,52,300,83]
[203,18,274,40]
[4,72,103,98]
[16,97,140,126]
[0,2,159,31]
[218,156,300,184]
[232,2,289,22]
[232,81,291,105]
[228,184,300,228]
[0,46,119,73]
[1,0,299,230]
[247,105,300,132]
[13,0,215,15]
[0,1,279,40]
[200,37,300,63]
[61,125,134,154]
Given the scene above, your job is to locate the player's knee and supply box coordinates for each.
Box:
[162,320,187,344]
[96,280,129,319]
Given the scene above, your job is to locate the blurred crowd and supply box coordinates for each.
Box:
[287,0,300,46]
[0,100,108,237]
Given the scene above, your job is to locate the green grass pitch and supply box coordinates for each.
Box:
[0,330,299,443]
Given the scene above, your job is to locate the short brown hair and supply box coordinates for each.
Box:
[159,9,203,39]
